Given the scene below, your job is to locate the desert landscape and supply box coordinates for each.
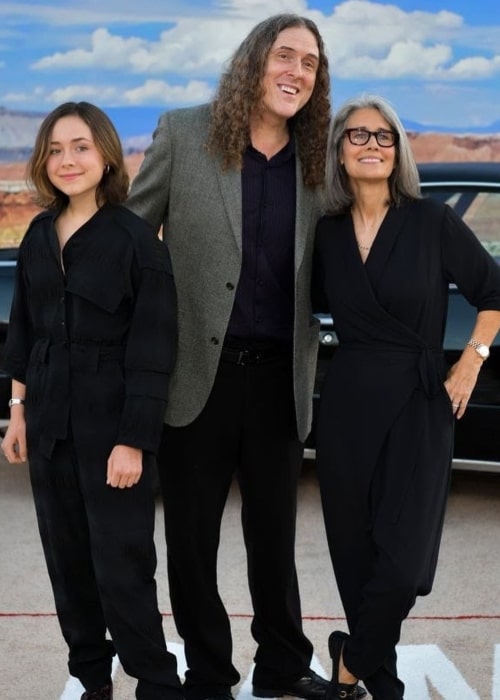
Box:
[0,152,145,247]
[1,133,500,248]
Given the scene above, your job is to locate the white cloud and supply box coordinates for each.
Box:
[214,0,310,16]
[123,78,214,104]
[31,22,252,77]
[2,79,214,109]
[2,91,31,103]
[0,1,214,26]
[447,54,500,79]
[336,41,453,79]
[321,0,463,49]
[125,21,246,75]
[27,0,500,83]
[318,2,500,81]
[2,0,500,126]
[334,40,500,81]
[46,84,121,103]
[33,28,148,70]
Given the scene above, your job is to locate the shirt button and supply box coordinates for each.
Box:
[210,337,219,345]
[226,282,234,290]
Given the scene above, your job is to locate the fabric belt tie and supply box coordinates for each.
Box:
[417,346,446,398]
[30,339,125,457]
[340,341,445,398]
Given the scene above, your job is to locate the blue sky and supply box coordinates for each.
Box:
[1,0,499,131]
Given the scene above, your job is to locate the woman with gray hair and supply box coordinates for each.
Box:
[313,94,500,700]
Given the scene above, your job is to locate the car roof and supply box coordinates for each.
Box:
[417,161,500,186]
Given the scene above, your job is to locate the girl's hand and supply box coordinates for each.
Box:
[106,444,143,488]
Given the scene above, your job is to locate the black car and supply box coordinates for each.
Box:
[305,162,500,473]
[1,163,500,469]
[0,248,18,425]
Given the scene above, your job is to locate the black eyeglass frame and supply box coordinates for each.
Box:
[343,128,399,148]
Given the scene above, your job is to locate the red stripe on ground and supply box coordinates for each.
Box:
[1,612,500,620]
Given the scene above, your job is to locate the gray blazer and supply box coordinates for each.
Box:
[127,103,322,442]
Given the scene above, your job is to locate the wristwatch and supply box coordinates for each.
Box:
[467,338,490,360]
[8,398,25,407]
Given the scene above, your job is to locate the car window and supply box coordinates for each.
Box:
[421,186,500,260]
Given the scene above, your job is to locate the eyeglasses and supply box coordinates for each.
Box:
[344,128,398,148]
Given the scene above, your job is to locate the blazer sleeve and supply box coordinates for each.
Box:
[126,112,173,233]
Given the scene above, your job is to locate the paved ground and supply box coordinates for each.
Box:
[1,454,499,700]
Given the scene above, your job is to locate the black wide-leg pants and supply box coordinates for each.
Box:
[317,387,454,700]
[28,436,183,700]
[159,353,313,699]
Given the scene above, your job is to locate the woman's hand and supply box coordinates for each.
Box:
[444,352,482,419]
[1,412,28,463]
[106,444,143,488]
[448,309,500,418]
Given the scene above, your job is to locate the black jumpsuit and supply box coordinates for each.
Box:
[313,197,500,700]
[4,204,182,699]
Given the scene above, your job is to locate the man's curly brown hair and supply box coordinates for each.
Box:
[206,13,331,188]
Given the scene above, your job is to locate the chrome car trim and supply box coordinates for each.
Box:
[303,448,500,473]
[450,459,500,473]
[421,181,500,189]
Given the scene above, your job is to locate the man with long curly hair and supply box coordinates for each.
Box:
[127,13,349,700]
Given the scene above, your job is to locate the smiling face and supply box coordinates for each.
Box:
[258,26,319,126]
[45,115,106,206]
[342,107,397,184]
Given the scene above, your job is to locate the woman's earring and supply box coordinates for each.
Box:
[104,164,110,174]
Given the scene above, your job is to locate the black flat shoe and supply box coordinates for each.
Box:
[326,631,359,700]
[81,683,113,700]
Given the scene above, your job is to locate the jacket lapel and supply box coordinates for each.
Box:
[365,204,411,289]
[294,158,316,273]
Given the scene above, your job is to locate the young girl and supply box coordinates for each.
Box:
[1,102,182,700]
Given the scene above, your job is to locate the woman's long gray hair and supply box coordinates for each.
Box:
[324,93,421,214]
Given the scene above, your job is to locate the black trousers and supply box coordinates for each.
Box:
[159,353,313,699]
[317,388,454,700]
[29,436,183,700]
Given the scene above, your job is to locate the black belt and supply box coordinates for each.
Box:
[220,342,290,366]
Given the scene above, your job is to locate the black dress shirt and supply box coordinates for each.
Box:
[226,139,296,344]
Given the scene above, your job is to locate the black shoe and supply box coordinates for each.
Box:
[326,631,360,700]
[204,695,235,700]
[253,668,329,700]
[81,683,113,700]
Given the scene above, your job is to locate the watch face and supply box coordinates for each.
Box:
[478,344,490,359]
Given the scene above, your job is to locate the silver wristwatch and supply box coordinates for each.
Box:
[467,338,490,360]
[8,397,25,407]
